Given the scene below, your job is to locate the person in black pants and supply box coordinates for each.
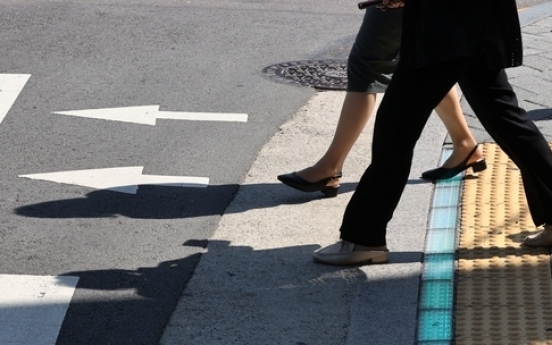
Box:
[313,0,552,265]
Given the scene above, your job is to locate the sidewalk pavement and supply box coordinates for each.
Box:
[160,5,552,345]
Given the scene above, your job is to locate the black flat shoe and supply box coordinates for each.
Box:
[277,172,342,197]
[421,145,487,180]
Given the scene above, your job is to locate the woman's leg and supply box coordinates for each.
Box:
[434,87,484,167]
[294,92,376,186]
[278,8,402,193]
[295,6,403,185]
[290,86,485,186]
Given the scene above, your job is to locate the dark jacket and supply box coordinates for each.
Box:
[399,0,523,69]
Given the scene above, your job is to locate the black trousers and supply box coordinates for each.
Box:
[340,54,552,247]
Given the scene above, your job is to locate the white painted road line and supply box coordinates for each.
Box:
[52,106,248,125]
[0,274,78,345]
[19,166,209,194]
[0,74,31,125]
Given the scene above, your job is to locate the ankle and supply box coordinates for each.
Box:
[447,143,483,164]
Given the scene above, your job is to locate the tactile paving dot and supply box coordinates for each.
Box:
[456,143,552,345]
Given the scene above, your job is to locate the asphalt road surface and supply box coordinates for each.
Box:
[0,0,364,344]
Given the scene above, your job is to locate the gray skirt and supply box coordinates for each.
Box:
[347,7,403,93]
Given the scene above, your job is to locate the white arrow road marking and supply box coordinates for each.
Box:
[0,74,31,125]
[0,274,78,345]
[19,167,209,194]
[52,106,248,125]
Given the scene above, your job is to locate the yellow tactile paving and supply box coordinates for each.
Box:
[456,143,552,345]
[456,305,552,345]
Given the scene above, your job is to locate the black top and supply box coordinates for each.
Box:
[399,0,523,69]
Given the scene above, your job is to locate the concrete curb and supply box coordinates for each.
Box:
[519,1,552,26]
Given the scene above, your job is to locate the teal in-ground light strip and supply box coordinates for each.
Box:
[434,175,462,186]
[419,280,455,309]
[431,189,461,208]
[428,207,458,229]
[421,254,455,280]
[416,147,461,345]
[417,310,453,341]
[425,229,456,254]
[432,181,462,207]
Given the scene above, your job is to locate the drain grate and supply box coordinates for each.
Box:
[262,60,347,90]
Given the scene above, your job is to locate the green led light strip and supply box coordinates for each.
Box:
[416,148,459,345]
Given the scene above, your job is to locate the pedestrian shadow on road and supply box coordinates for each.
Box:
[56,251,204,345]
[55,240,423,345]
[528,108,552,122]
[14,178,432,220]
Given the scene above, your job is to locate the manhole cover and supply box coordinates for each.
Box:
[262,60,347,90]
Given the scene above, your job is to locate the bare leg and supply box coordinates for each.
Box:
[296,92,377,186]
[434,87,484,167]
[284,87,483,190]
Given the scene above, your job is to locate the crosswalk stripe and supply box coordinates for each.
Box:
[0,275,79,345]
[0,74,31,125]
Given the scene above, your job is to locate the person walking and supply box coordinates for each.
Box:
[277,6,486,198]
[313,0,552,266]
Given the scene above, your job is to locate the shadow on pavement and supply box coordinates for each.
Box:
[528,108,552,121]
[14,178,431,220]
[51,240,422,345]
